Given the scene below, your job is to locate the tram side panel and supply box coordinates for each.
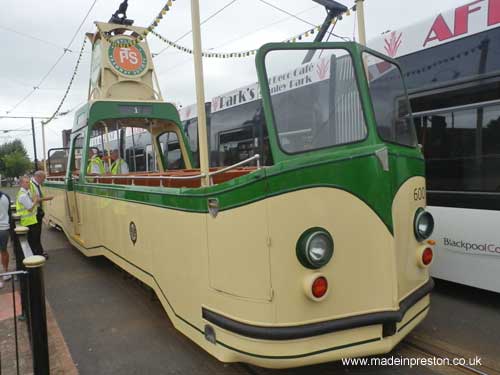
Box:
[44,184,71,230]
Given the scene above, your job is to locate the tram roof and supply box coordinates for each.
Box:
[71,100,181,134]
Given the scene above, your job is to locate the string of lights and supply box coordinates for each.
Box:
[150,4,356,59]
[42,38,88,126]
[97,0,177,48]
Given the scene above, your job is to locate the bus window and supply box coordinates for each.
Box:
[210,100,271,166]
[415,103,500,192]
[158,132,185,170]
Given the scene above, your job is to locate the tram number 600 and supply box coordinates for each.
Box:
[413,187,426,201]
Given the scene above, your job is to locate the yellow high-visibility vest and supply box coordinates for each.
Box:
[111,159,125,175]
[87,156,105,174]
[16,189,37,227]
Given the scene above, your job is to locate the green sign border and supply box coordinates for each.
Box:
[108,37,148,77]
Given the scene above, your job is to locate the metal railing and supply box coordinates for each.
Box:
[0,209,50,375]
[46,153,261,186]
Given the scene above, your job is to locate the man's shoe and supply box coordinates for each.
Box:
[2,274,12,281]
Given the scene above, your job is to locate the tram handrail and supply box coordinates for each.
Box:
[208,154,261,177]
[46,154,261,184]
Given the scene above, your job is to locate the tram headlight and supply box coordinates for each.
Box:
[296,228,334,269]
[414,208,434,242]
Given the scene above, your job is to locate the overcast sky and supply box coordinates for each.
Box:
[0,0,462,159]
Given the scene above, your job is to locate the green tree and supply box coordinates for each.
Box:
[0,139,32,178]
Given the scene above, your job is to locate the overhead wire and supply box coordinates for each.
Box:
[208,5,318,51]
[5,0,98,115]
[0,25,75,52]
[154,0,239,58]
[156,4,321,74]
[257,0,351,41]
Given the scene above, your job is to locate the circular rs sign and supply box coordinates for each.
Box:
[108,38,148,77]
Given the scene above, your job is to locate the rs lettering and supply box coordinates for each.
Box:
[119,48,139,64]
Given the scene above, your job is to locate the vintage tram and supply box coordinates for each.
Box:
[43,21,435,368]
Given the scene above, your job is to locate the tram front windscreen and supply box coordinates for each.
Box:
[264,48,367,154]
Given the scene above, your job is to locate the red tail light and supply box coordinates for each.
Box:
[312,276,328,298]
[422,247,433,266]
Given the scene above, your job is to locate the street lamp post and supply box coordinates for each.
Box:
[31,117,38,170]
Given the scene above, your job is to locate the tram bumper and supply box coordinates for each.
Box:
[201,278,434,369]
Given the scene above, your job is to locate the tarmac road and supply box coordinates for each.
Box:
[37,226,500,375]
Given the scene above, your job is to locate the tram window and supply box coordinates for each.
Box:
[264,48,367,154]
[363,53,417,147]
[71,134,85,176]
[417,104,500,192]
[158,132,185,170]
[184,118,200,168]
[123,127,151,172]
[48,148,70,175]
[145,144,158,172]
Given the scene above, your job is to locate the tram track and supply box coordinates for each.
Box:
[403,334,500,375]
[233,334,499,375]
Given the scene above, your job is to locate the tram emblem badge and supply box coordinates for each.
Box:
[108,37,148,77]
[129,221,138,245]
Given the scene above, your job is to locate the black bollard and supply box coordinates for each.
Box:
[23,255,50,375]
[12,215,28,320]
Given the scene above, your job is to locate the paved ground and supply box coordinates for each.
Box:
[39,228,500,375]
[0,237,77,375]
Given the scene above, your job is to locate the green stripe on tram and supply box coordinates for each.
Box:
[45,151,423,233]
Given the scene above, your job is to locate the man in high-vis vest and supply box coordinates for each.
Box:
[16,176,42,256]
[87,149,105,175]
[29,171,53,259]
[110,149,129,175]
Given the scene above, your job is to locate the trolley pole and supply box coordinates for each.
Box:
[355,0,367,45]
[31,117,38,171]
[190,0,211,186]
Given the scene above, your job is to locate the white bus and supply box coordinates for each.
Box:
[369,0,500,293]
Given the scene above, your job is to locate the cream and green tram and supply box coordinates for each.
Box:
[44,40,435,368]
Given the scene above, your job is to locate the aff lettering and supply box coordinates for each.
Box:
[423,15,454,46]
[119,48,139,65]
[489,0,500,25]
[455,0,484,36]
[424,0,500,47]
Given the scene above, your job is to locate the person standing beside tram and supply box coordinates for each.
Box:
[16,176,42,257]
[30,171,54,259]
[0,189,14,288]
[110,149,129,175]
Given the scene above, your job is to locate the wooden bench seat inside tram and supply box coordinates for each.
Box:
[48,167,257,188]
